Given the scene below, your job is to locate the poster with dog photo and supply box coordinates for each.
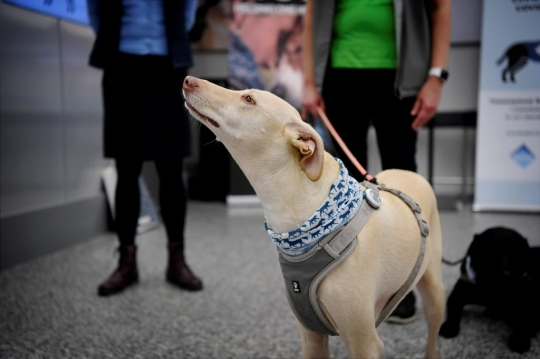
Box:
[474,1,540,212]
[228,0,305,110]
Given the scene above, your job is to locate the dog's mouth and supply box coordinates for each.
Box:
[185,101,220,128]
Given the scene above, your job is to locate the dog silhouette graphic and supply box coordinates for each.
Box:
[497,41,540,83]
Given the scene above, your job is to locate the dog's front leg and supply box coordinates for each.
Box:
[507,281,537,353]
[439,279,474,338]
[297,322,330,359]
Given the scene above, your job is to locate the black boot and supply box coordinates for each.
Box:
[166,242,203,291]
[386,291,417,324]
[98,244,139,296]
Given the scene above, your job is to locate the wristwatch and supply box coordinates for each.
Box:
[428,67,449,82]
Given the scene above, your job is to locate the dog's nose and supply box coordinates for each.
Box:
[183,76,198,91]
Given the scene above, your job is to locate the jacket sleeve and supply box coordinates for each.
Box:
[184,0,198,32]
[86,0,100,34]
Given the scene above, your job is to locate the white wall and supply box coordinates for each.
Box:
[439,46,480,113]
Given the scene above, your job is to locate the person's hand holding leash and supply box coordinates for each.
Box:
[301,81,325,120]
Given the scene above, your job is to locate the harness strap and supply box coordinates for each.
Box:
[279,196,377,335]
[278,181,429,334]
[374,186,428,327]
[311,198,377,332]
[325,199,376,257]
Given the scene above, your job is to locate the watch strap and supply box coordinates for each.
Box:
[428,67,449,81]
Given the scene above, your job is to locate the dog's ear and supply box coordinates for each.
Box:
[283,122,324,181]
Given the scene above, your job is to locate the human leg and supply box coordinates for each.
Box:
[155,158,203,291]
[321,67,371,181]
[98,158,143,296]
[371,75,418,172]
[379,95,419,319]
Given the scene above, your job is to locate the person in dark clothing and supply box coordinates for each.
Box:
[87,0,202,296]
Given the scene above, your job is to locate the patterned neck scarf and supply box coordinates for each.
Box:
[264,158,362,255]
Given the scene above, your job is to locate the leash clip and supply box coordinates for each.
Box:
[365,189,381,209]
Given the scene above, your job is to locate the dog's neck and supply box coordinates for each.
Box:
[239,152,341,233]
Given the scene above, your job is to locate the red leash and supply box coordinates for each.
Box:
[316,107,377,184]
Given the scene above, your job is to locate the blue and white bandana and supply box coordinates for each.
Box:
[264,158,363,255]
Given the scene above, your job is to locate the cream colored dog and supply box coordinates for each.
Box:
[183,76,445,359]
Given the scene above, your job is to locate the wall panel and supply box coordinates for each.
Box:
[60,21,110,202]
[0,4,65,216]
[0,3,109,269]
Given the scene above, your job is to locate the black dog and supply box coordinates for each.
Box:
[439,227,540,353]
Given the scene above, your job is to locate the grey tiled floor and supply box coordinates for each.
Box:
[0,201,539,359]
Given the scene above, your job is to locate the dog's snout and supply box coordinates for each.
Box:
[183,76,198,91]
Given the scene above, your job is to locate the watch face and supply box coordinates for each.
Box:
[441,70,449,81]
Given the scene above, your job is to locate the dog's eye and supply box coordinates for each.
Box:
[243,95,256,104]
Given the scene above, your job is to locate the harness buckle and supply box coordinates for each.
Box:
[420,219,430,237]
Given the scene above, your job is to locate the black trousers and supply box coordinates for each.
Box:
[322,68,418,181]
[115,158,186,247]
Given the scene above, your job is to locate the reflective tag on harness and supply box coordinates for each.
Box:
[365,188,382,209]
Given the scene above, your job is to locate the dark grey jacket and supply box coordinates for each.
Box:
[312,0,432,99]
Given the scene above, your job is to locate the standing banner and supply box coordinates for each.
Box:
[473,0,540,212]
[226,0,307,201]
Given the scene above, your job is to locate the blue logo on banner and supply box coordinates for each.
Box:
[510,144,536,168]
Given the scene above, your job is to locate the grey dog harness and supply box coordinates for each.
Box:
[278,181,430,336]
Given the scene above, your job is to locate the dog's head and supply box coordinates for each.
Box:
[462,227,531,288]
[183,76,325,182]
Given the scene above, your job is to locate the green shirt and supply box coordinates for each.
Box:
[331,0,397,69]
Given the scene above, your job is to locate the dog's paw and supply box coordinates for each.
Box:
[508,333,531,353]
[439,321,460,338]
